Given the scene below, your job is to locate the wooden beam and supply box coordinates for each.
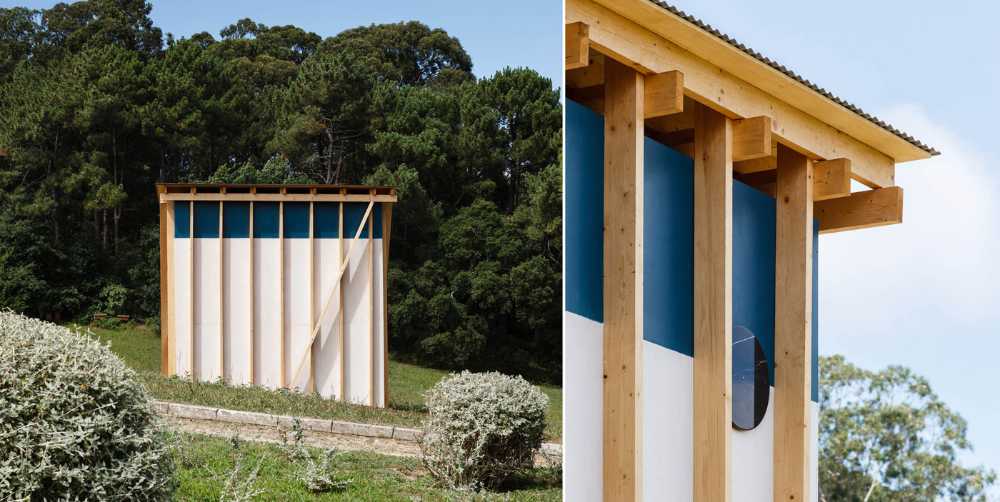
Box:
[733,116,772,162]
[602,57,644,502]
[567,51,605,89]
[734,154,776,174]
[644,70,684,118]
[692,103,732,502]
[159,193,397,203]
[160,192,175,376]
[567,0,897,187]
[815,186,903,234]
[566,22,590,70]
[814,158,852,201]
[773,144,813,502]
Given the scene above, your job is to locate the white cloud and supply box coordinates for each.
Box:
[820,104,1000,335]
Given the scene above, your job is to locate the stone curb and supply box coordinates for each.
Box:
[155,400,562,457]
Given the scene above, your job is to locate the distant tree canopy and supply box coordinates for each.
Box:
[819,355,995,501]
[0,0,562,382]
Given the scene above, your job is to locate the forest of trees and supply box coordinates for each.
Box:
[0,1,562,381]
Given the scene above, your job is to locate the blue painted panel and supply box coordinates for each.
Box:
[315,202,340,238]
[223,202,250,238]
[174,201,190,238]
[194,201,220,238]
[733,182,777,386]
[343,202,382,239]
[564,99,604,323]
[253,202,279,238]
[643,137,693,356]
[283,202,310,238]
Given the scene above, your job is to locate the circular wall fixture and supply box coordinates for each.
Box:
[732,325,769,431]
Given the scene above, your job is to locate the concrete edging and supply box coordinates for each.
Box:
[153,400,562,456]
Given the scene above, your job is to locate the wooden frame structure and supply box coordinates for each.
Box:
[158,183,397,406]
[565,1,935,501]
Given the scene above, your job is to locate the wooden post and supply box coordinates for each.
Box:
[338,196,346,401]
[249,197,255,385]
[159,188,174,376]
[308,197,316,393]
[693,103,733,502]
[602,57,644,502]
[279,197,285,388]
[219,198,225,379]
[381,201,393,406]
[368,191,375,407]
[189,197,195,381]
[773,144,813,502]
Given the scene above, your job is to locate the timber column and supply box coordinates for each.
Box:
[602,57,644,502]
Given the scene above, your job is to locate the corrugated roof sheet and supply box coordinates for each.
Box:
[652,1,939,156]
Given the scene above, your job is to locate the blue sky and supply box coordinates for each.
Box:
[5,0,563,85]
[667,0,1000,484]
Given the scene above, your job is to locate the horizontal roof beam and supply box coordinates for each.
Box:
[565,3,897,188]
[159,193,398,203]
[815,186,902,233]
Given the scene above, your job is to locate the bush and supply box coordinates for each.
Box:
[0,311,175,499]
[420,371,548,491]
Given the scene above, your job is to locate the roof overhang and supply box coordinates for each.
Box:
[567,0,936,190]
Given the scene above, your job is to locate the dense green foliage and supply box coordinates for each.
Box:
[819,355,995,501]
[0,1,561,381]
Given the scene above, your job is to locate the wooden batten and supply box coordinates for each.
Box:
[309,199,316,393]
[773,144,814,501]
[566,22,591,70]
[279,199,285,388]
[218,200,225,378]
[368,198,375,407]
[816,186,903,234]
[249,199,255,384]
[188,200,195,380]
[692,103,733,502]
[338,198,346,401]
[602,57,644,502]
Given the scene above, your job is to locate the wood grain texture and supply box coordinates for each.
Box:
[566,22,591,70]
[693,103,733,502]
[567,51,605,89]
[733,116,772,162]
[219,200,225,378]
[189,200,195,381]
[309,200,316,393]
[773,143,813,502]
[602,57,644,502]
[338,199,346,401]
[279,200,285,388]
[814,158,852,201]
[368,202,375,407]
[815,186,902,234]
[644,70,684,118]
[381,203,393,406]
[566,0,899,187]
[249,200,255,384]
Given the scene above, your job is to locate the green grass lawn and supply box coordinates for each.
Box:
[172,433,560,501]
[79,323,562,440]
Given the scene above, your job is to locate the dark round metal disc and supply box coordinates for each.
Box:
[732,325,769,431]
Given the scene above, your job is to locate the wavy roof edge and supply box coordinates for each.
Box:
[652,1,939,156]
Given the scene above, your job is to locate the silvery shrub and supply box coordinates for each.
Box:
[0,312,175,500]
[420,371,548,491]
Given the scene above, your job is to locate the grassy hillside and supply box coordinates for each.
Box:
[81,324,562,440]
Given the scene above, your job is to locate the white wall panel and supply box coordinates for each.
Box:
[223,239,252,385]
[371,240,385,407]
[343,236,374,405]
[732,388,775,502]
[173,239,192,378]
[254,238,281,389]
[642,341,695,502]
[194,238,222,382]
[285,239,312,391]
[563,311,603,502]
[313,238,343,399]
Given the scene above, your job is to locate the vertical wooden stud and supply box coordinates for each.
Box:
[279,196,285,388]
[189,197,195,381]
[693,103,733,502]
[249,197,255,385]
[218,198,225,379]
[773,144,814,502]
[381,201,393,407]
[308,196,316,393]
[602,57,644,502]
[367,190,375,407]
[159,189,176,376]
[338,195,346,401]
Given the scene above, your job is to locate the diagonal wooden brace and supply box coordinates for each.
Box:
[289,200,374,387]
